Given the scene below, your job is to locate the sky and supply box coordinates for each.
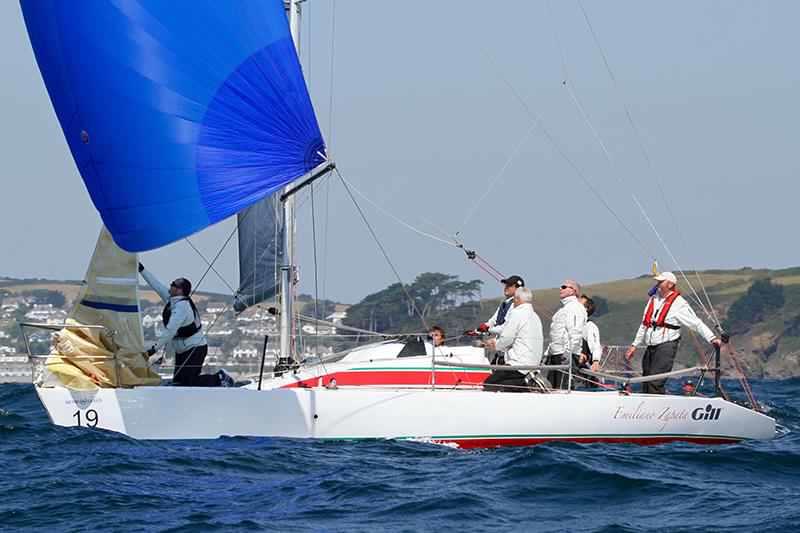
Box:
[1,1,798,304]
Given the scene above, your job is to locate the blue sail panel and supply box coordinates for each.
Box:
[20,0,325,252]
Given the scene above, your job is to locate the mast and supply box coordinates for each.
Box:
[280,0,302,363]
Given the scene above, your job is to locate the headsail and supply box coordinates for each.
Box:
[45,228,160,390]
[20,0,326,252]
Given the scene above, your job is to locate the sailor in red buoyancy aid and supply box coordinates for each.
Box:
[625,271,720,394]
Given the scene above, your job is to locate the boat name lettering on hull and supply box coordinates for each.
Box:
[63,398,103,405]
[613,401,721,430]
[613,402,688,422]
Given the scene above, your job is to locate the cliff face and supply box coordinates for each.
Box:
[484,267,800,378]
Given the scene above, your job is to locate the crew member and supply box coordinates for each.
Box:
[138,263,234,387]
[579,296,602,373]
[625,271,721,394]
[482,287,543,392]
[477,275,524,363]
[546,279,587,389]
[429,325,446,347]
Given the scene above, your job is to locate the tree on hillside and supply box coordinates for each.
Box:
[408,273,482,322]
[590,295,609,317]
[345,273,483,333]
[345,282,408,332]
[724,278,785,333]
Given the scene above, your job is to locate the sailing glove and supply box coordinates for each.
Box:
[146,345,157,356]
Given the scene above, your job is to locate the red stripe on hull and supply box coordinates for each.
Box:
[441,436,742,449]
[282,370,490,389]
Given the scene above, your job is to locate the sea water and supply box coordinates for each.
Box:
[1,380,798,532]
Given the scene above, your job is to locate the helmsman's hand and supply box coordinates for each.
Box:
[483,338,496,350]
[625,345,636,360]
[146,345,157,356]
[711,338,722,348]
[578,353,588,365]
[591,361,601,373]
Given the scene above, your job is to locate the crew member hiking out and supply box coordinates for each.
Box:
[139,263,234,387]
[625,271,721,394]
[477,275,524,364]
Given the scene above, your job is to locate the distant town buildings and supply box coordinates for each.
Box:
[0,288,348,382]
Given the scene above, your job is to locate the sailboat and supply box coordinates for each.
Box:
[20,0,775,447]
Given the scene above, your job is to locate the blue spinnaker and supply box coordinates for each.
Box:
[21,0,326,252]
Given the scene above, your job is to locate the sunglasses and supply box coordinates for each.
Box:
[560,285,576,290]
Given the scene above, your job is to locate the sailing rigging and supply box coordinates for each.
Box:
[18,0,775,447]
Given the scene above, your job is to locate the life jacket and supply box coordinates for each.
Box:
[581,338,592,359]
[162,297,201,339]
[642,291,681,330]
[496,298,513,326]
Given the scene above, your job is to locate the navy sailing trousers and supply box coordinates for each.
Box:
[173,345,220,387]
[641,339,680,394]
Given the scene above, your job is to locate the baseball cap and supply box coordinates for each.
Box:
[654,271,678,284]
[501,275,524,287]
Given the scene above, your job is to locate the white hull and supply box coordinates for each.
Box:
[36,384,775,448]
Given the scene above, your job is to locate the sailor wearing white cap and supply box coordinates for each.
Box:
[625,271,721,394]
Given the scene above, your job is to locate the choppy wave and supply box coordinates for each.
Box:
[1,380,799,532]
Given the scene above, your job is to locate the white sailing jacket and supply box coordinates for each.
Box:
[631,292,716,347]
[486,297,514,335]
[140,267,207,355]
[494,303,544,367]
[583,321,602,363]
[548,295,587,355]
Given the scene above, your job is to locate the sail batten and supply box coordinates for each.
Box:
[21,0,326,252]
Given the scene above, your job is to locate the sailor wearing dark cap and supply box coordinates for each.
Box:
[625,271,720,394]
[138,263,233,387]
[478,275,525,336]
[476,275,524,365]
